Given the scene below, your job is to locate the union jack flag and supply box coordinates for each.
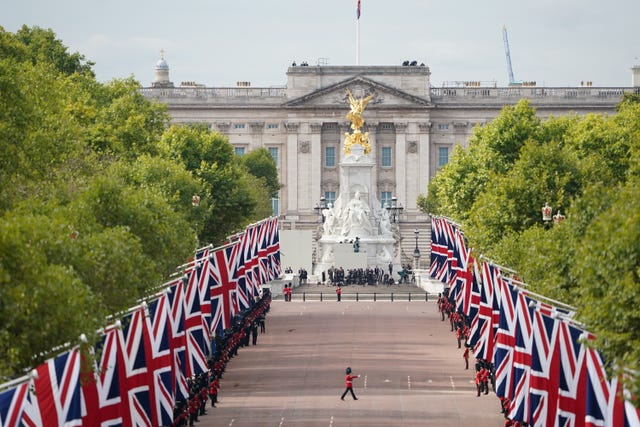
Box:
[183,267,210,377]
[209,243,241,335]
[607,374,640,427]
[507,291,535,424]
[556,320,588,427]
[121,306,154,427]
[267,217,282,280]
[584,342,609,427]
[81,323,126,426]
[452,231,473,314]
[19,380,42,426]
[27,347,84,426]
[0,381,28,426]
[167,280,189,401]
[147,293,176,427]
[257,219,271,285]
[528,309,561,427]
[465,258,481,320]
[470,261,497,361]
[236,225,258,310]
[429,217,449,281]
[195,249,212,350]
[249,223,263,294]
[493,278,518,400]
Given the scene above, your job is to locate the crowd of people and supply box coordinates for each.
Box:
[171,290,271,426]
[437,293,529,427]
[323,264,414,286]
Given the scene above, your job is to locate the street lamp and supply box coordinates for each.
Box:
[314,196,327,222]
[541,202,552,223]
[553,210,565,225]
[413,229,420,269]
[385,196,404,223]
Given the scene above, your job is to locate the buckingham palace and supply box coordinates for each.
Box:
[141,54,640,266]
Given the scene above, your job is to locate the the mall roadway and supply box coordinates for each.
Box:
[197,285,505,427]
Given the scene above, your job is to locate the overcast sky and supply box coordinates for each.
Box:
[4,0,639,88]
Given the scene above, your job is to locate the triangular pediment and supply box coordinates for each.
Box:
[284,76,431,108]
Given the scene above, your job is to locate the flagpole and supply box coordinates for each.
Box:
[356,16,360,65]
[356,0,360,65]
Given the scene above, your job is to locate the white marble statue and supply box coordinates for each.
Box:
[376,246,392,265]
[379,207,392,236]
[320,246,335,264]
[341,191,373,236]
[322,203,338,236]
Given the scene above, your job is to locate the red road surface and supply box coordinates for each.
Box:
[196,299,505,427]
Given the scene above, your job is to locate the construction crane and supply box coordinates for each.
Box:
[502,26,516,85]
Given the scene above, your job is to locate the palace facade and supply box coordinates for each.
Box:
[141,57,639,265]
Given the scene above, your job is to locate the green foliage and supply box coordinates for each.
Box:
[240,147,281,197]
[13,25,95,76]
[0,213,101,376]
[159,125,262,244]
[0,27,260,379]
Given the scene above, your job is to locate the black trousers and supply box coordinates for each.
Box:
[341,386,357,400]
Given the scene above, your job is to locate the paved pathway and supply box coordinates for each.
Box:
[197,297,505,427]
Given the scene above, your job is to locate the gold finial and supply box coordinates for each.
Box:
[344,89,374,155]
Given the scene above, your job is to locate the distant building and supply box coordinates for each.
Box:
[141,55,638,266]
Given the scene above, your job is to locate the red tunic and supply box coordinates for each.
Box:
[345,374,359,387]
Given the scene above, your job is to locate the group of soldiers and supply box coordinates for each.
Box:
[437,293,529,427]
[324,265,413,286]
[171,291,271,426]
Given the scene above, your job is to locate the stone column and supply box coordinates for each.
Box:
[366,122,379,207]
[249,122,264,148]
[284,122,299,218]
[417,122,431,210]
[309,122,323,211]
[394,122,408,210]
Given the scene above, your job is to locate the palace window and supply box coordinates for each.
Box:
[267,123,279,129]
[438,124,449,130]
[234,123,245,129]
[325,146,336,167]
[380,191,392,208]
[271,194,279,215]
[381,147,392,167]
[268,147,279,167]
[438,146,449,167]
[324,191,336,207]
[234,146,245,156]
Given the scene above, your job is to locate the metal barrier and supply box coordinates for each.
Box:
[284,292,431,302]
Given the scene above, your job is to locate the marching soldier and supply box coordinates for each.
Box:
[340,367,360,400]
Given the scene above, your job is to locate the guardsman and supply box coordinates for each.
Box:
[474,369,483,397]
[340,367,360,400]
[480,366,490,395]
[463,347,470,370]
[209,376,219,408]
[336,285,342,302]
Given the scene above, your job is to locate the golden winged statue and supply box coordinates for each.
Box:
[343,89,374,155]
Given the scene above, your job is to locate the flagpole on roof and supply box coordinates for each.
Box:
[356,0,361,65]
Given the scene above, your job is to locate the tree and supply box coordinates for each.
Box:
[241,147,281,197]
[13,25,95,76]
[159,125,260,245]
